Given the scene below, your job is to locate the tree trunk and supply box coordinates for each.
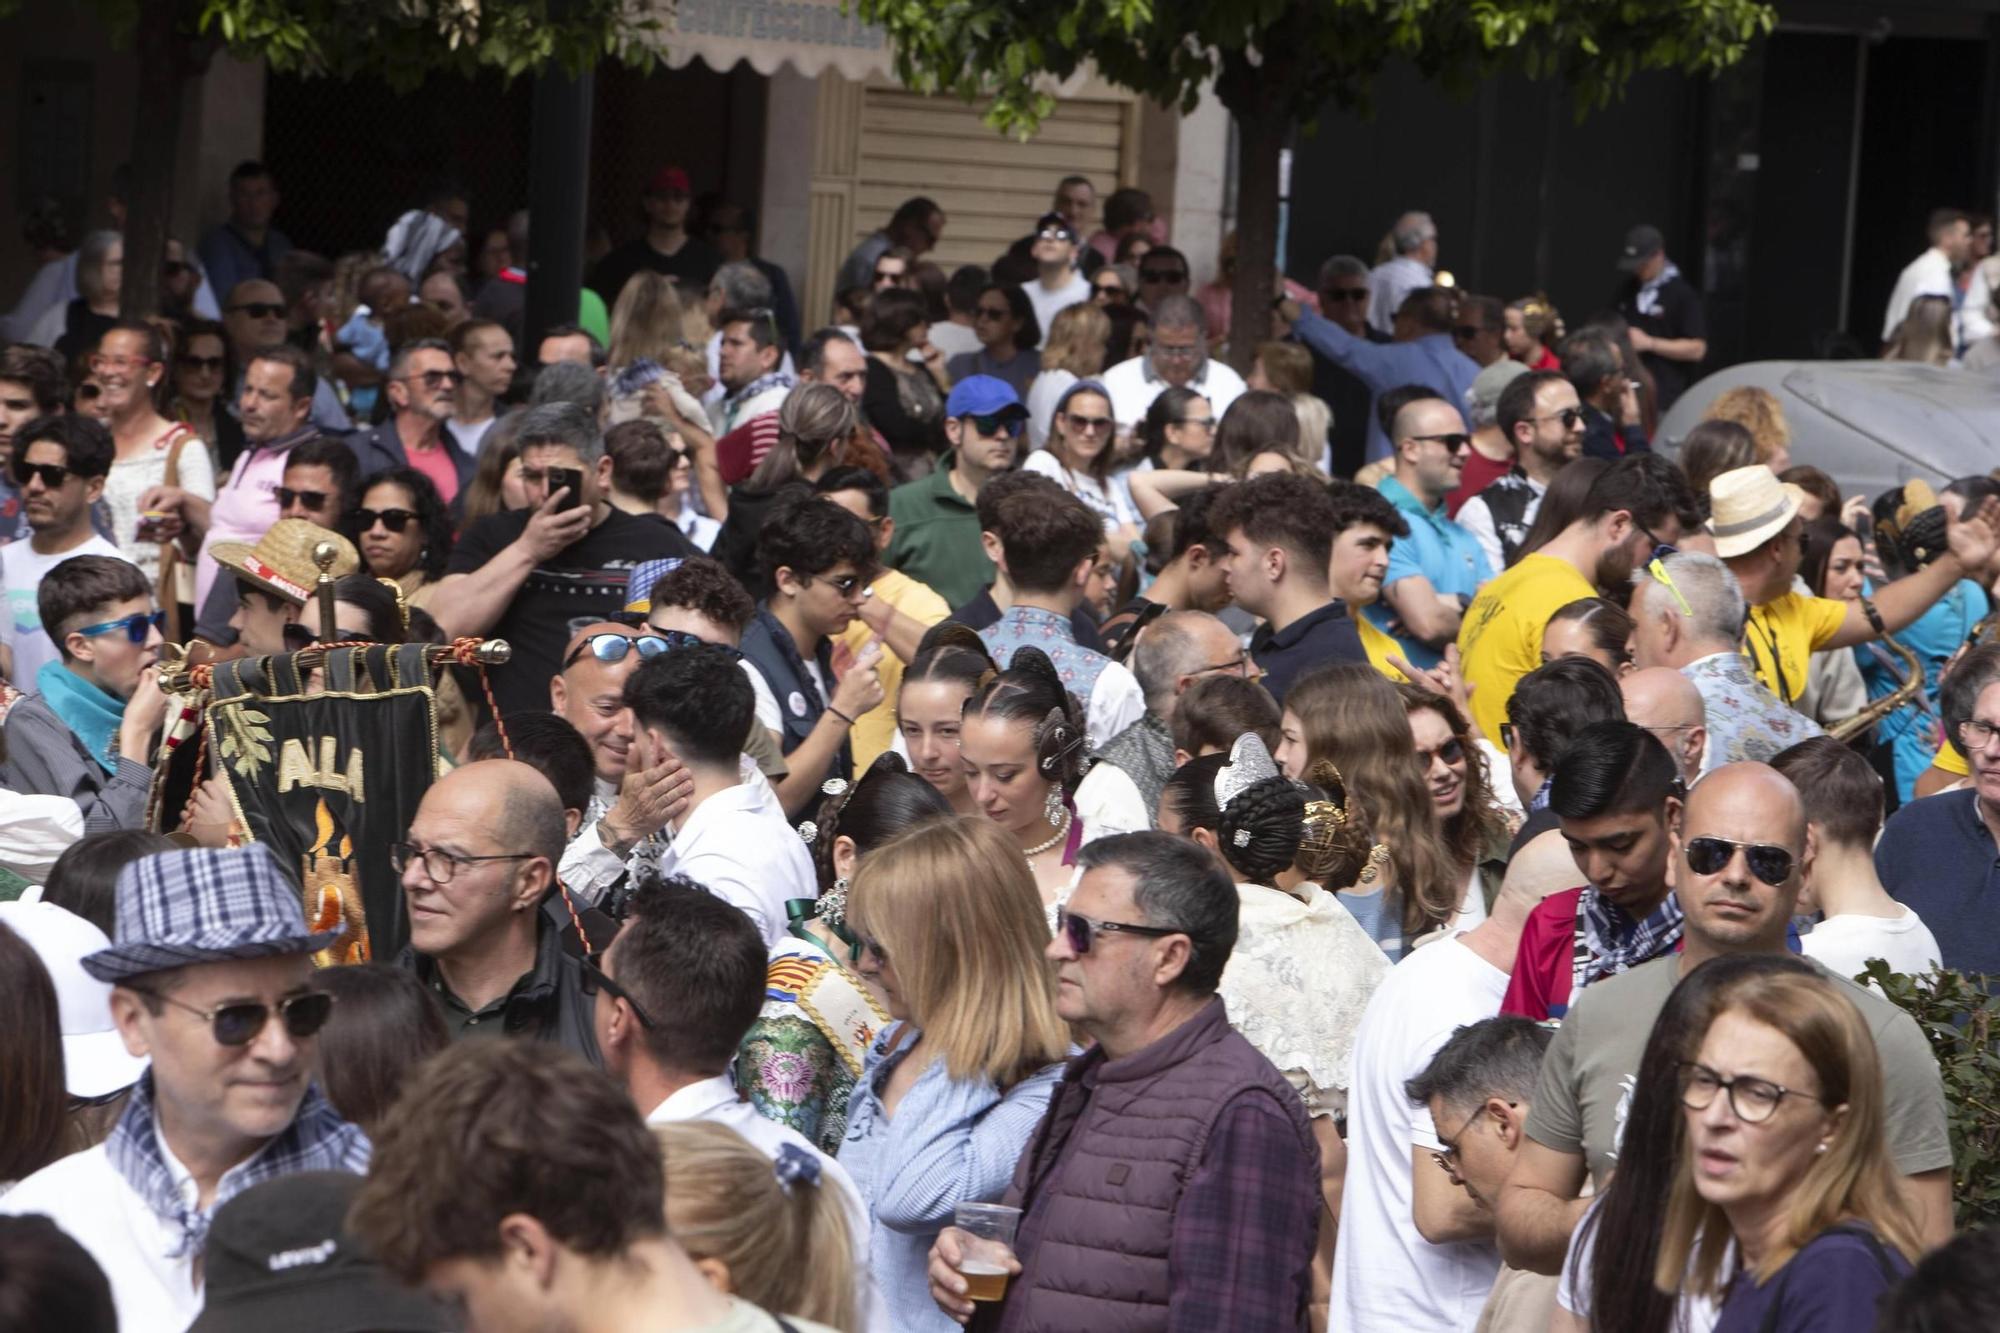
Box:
[1225,97,1286,375]
[121,3,197,322]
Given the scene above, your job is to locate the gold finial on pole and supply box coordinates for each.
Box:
[312,541,339,645]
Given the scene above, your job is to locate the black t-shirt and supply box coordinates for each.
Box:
[588,236,722,310]
[446,507,694,719]
[1616,274,1706,413]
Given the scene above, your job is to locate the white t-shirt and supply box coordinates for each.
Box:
[747,656,826,736]
[1024,271,1092,349]
[1801,906,1942,983]
[1099,354,1246,432]
[444,414,496,457]
[1556,1195,1720,1331]
[927,320,981,363]
[657,779,815,946]
[0,534,134,688]
[1329,934,1509,1332]
[1021,447,1138,535]
[1025,368,1078,450]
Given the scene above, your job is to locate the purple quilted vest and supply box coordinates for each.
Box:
[981,996,1316,1333]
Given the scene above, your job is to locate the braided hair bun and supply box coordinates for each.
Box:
[965,646,1090,793]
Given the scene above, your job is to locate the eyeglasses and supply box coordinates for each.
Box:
[274,487,330,511]
[805,572,867,597]
[352,507,417,533]
[1171,415,1214,430]
[12,461,74,489]
[1064,412,1113,436]
[974,305,1012,322]
[75,609,165,644]
[1684,835,1796,886]
[1323,288,1369,303]
[403,369,464,389]
[76,384,102,402]
[228,302,286,319]
[1646,557,1694,617]
[180,355,226,373]
[1056,907,1180,955]
[1091,282,1126,297]
[965,412,1023,439]
[1430,1102,1500,1176]
[390,842,537,884]
[1193,655,1251,678]
[1678,1061,1825,1124]
[579,957,658,1029]
[562,632,673,670]
[1957,718,2000,752]
[1415,737,1466,768]
[127,986,335,1047]
[1534,407,1588,430]
[1410,432,1471,451]
[1139,268,1189,285]
[1152,343,1201,362]
[89,353,155,374]
[1636,524,1677,568]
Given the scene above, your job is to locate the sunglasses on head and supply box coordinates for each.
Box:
[1056,907,1179,955]
[352,507,417,533]
[12,460,74,489]
[229,302,286,320]
[966,412,1023,439]
[1684,835,1795,886]
[563,632,673,670]
[129,986,335,1047]
[274,486,330,511]
[180,355,226,373]
[75,609,165,645]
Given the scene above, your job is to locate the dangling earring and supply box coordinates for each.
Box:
[1044,782,1065,826]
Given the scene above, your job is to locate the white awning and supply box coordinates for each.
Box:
[662,0,897,80]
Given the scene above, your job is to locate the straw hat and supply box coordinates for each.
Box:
[210,520,360,607]
[1708,464,1805,559]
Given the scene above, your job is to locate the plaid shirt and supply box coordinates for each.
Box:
[1166,1096,1321,1328]
[106,1070,370,1258]
[1577,885,1685,987]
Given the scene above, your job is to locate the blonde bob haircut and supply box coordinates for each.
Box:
[607,270,688,370]
[1042,302,1110,378]
[654,1121,857,1333]
[845,815,1070,1089]
[1654,969,1922,1299]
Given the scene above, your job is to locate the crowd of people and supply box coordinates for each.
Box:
[0,159,1997,1333]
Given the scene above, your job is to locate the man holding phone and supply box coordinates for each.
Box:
[432,402,693,720]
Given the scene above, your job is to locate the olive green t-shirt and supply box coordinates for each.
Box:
[1524,953,1951,1185]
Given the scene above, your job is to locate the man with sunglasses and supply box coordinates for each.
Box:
[396,758,603,1058]
[1456,369,1585,576]
[0,343,69,545]
[928,832,1319,1329]
[588,163,720,309]
[0,554,165,831]
[1629,548,1822,770]
[222,280,350,434]
[1099,292,1245,433]
[1023,213,1092,348]
[886,375,1027,609]
[194,437,359,649]
[0,415,132,688]
[1282,284,1479,464]
[1561,330,1648,461]
[1308,254,1391,479]
[347,337,475,510]
[0,845,370,1332]
[1370,396,1493,671]
[1498,763,1953,1276]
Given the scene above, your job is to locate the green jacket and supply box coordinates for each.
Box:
[886,457,990,610]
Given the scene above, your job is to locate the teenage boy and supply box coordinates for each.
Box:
[208,519,360,657]
[0,416,130,686]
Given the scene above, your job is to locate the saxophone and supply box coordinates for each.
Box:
[1829,627,1926,743]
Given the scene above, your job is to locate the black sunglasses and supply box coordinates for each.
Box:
[1057,908,1179,955]
[562,632,673,670]
[1411,432,1471,450]
[163,260,194,277]
[1536,407,1589,430]
[1498,722,1517,751]
[128,987,335,1047]
[1684,836,1795,886]
[1139,268,1188,285]
[12,461,74,489]
[228,302,286,319]
[274,486,330,511]
[351,507,417,533]
[404,369,464,389]
[580,957,658,1029]
[1323,288,1369,302]
[180,355,226,373]
[966,412,1023,439]
[75,609,165,645]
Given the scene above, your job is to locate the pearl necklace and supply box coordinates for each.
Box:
[1022,810,1072,859]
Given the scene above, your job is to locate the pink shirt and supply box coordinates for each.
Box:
[404,437,460,506]
[194,441,294,607]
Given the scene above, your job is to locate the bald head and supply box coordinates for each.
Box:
[1621,667,1706,783]
[1133,610,1242,711]
[1684,761,1806,848]
[1677,762,1808,954]
[432,759,568,865]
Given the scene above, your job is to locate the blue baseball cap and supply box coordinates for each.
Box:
[945,375,1027,420]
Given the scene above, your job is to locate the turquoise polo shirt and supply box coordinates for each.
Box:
[1365,473,1494,670]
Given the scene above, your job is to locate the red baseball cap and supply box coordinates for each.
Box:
[646,166,692,197]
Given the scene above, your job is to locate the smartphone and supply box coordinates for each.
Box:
[548,466,583,512]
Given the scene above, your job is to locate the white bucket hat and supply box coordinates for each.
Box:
[0,898,149,1099]
[1708,464,1806,559]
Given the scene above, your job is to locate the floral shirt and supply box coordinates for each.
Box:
[1683,650,1824,772]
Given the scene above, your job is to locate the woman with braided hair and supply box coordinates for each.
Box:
[893,622,996,817]
[958,644,1092,911]
[1158,733,1390,1327]
[735,752,951,1155]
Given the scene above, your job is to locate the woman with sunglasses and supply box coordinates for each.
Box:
[1159,736,1387,1304]
[736,753,951,1156]
[1022,379,1140,561]
[1024,302,1109,450]
[959,646,1091,912]
[1090,267,1129,307]
[1274,662,1461,958]
[1655,967,1921,1333]
[168,319,243,473]
[895,623,996,818]
[944,283,1041,401]
[840,814,1070,1331]
[94,322,215,639]
[343,467,453,610]
[1398,683,1519,930]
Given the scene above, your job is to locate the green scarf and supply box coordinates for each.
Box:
[37,659,125,775]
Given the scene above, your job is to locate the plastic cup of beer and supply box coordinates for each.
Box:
[953,1202,1022,1302]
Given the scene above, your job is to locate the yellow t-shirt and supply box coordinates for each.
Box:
[1356,613,1408,683]
[1744,591,1849,702]
[841,568,951,769]
[1932,741,1970,777]
[1457,553,1595,743]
